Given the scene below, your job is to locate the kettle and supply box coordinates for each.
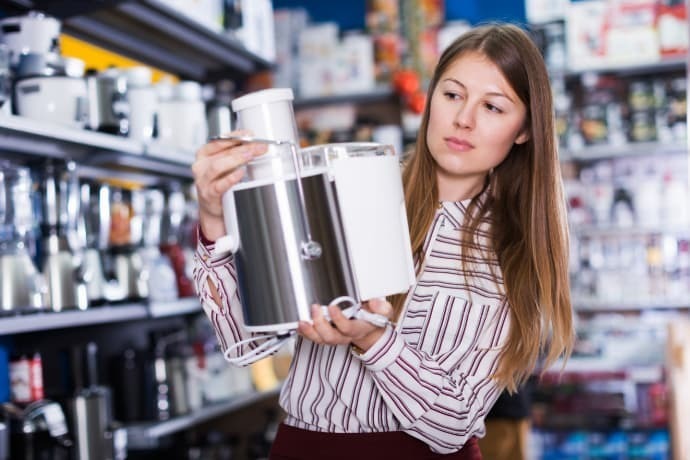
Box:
[215,88,415,334]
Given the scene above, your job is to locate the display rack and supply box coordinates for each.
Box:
[0,304,148,335]
[573,300,690,313]
[5,0,274,82]
[125,386,281,450]
[560,140,687,162]
[0,114,194,181]
[0,298,202,335]
[571,224,690,238]
[293,86,397,109]
[564,56,687,78]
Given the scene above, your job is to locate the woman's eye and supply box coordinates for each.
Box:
[485,103,503,113]
[444,92,462,101]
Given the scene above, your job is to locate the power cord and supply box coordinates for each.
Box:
[222,296,391,366]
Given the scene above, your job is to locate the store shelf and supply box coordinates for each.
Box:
[17,0,273,82]
[125,385,281,449]
[148,297,201,318]
[0,298,203,335]
[0,115,193,180]
[0,304,149,335]
[573,299,690,313]
[571,225,690,238]
[541,360,664,384]
[564,56,687,78]
[294,86,398,109]
[560,140,687,162]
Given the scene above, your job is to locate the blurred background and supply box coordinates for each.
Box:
[0,0,686,459]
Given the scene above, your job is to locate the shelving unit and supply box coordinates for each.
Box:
[541,361,663,385]
[0,304,148,335]
[0,5,281,455]
[570,224,690,238]
[125,386,281,450]
[0,298,202,335]
[0,114,193,182]
[293,86,397,109]
[573,300,690,313]
[560,140,687,162]
[6,0,274,82]
[564,56,687,78]
[532,21,689,453]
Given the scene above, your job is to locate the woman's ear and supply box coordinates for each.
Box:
[515,129,530,145]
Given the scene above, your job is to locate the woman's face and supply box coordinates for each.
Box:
[427,51,529,201]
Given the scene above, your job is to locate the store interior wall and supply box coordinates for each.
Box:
[272,0,527,29]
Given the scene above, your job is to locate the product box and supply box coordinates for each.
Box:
[566,0,660,71]
[526,0,568,24]
[298,23,340,97]
[657,0,688,57]
[273,8,309,89]
[334,33,376,94]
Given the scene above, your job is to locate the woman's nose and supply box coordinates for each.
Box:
[453,103,475,129]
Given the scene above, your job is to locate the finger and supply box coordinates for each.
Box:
[366,298,394,317]
[197,130,252,158]
[311,305,349,345]
[328,305,355,336]
[297,321,324,344]
[194,165,244,205]
[203,133,268,159]
[195,148,253,183]
[210,167,246,196]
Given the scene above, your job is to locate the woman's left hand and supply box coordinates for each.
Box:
[297,298,394,352]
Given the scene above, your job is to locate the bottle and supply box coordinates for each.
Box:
[29,351,44,402]
[9,353,30,404]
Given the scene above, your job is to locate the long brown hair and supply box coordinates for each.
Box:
[392,23,573,392]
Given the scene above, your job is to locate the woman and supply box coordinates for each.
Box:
[192,23,573,459]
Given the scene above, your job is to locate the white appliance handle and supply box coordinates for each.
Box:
[216,190,240,256]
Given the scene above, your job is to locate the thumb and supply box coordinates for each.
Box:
[367,298,393,317]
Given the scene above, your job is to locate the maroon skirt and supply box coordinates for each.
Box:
[269,423,482,460]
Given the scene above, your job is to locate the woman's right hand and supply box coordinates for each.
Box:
[192,130,267,241]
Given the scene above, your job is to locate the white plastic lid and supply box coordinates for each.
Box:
[231,88,294,113]
[126,66,152,87]
[156,77,175,101]
[175,81,202,101]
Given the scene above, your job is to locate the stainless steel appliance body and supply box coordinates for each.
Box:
[68,342,124,460]
[219,140,415,334]
[78,181,122,304]
[232,170,356,332]
[42,234,88,311]
[39,162,88,311]
[0,250,45,311]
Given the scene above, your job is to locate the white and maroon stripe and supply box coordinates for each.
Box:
[193,199,510,454]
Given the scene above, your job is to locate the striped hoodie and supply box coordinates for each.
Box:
[193,198,511,454]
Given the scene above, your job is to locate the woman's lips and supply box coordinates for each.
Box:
[444,137,474,152]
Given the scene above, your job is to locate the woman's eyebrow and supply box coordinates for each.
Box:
[441,77,515,103]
